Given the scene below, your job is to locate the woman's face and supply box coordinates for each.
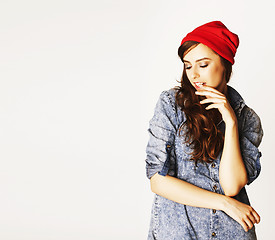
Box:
[183,43,226,92]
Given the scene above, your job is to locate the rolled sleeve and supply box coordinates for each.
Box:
[145,90,178,179]
[239,107,263,185]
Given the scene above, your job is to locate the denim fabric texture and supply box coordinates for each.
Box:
[145,86,263,240]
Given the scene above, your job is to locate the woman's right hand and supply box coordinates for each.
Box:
[221,196,260,232]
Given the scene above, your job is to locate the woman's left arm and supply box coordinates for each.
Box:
[196,86,248,196]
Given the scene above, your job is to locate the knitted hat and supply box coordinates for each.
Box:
[180,21,239,64]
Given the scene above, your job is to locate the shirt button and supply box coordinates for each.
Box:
[212,232,216,237]
[213,185,217,191]
[211,163,216,168]
[213,209,216,214]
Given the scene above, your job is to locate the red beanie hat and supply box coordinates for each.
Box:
[180,21,239,64]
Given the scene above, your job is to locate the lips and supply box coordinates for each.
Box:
[194,82,205,88]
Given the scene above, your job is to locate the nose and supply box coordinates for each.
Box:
[191,67,200,80]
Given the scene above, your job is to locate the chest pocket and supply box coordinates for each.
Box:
[174,133,198,180]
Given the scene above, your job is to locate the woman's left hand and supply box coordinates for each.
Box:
[195,85,237,126]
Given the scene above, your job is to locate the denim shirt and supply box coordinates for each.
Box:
[145,86,263,240]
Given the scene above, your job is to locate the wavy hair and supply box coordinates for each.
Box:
[175,41,232,164]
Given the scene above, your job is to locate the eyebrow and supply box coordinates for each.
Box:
[183,57,212,63]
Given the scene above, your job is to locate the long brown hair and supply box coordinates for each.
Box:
[175,41,232,164]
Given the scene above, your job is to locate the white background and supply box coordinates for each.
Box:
[0,0,274,239]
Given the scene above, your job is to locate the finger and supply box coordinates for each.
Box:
[195,91,224,98]
[248,213,257,225]
[244,216,254,230]
[199,85,224,95]
[200,98,226,104]
[239,220,249,232]
[251,209,261,224]
[205,103,222,110]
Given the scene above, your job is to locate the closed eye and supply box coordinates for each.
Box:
[184,63,192,70]
[200,64,208,68]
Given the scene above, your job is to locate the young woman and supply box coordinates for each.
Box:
[145,21,263,240]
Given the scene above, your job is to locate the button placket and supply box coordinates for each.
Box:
[209,161,219,238]
[209,161,219,182]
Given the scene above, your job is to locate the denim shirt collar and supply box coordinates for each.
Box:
[227,85,246,115]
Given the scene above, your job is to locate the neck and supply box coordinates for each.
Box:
[217,81,228,96]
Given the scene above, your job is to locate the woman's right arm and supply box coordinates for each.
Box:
[150,173,260,232]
